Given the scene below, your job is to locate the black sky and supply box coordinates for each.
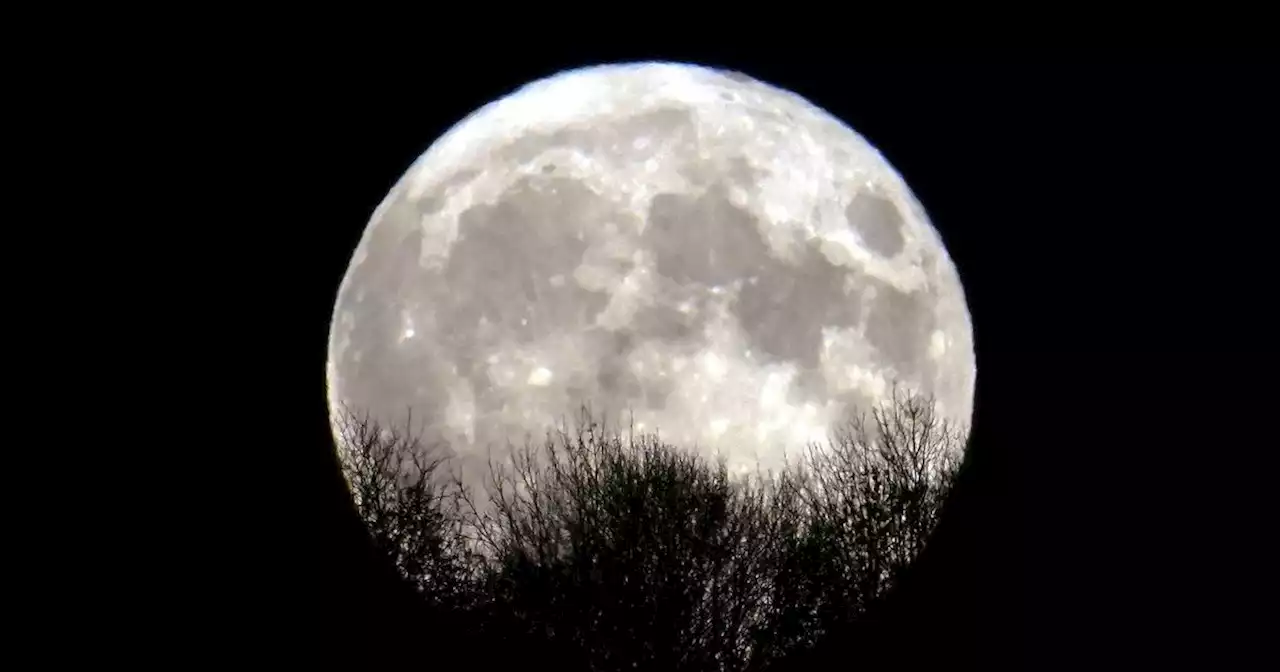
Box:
[231,51,1276,666]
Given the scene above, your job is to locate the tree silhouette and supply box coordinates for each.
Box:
[333,409,481,613]
[334,389,964,671]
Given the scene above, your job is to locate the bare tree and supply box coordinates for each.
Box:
[458,407,770,669]
[334,408,481,612]
[333,389,964,671]
[753,385,964,653]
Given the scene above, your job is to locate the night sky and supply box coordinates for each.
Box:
[231,52,1274,666]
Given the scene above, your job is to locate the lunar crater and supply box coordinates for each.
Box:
[496,107,701,183]
[845,190,907,258]
[328,62,976,489]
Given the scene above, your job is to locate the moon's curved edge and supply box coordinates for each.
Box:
[325,60,977,459]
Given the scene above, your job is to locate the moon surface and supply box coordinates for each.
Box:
[327,62,975,484]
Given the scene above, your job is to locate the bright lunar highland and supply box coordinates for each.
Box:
[327,62,976,484]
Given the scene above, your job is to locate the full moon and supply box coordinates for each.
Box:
[327,62,975,484]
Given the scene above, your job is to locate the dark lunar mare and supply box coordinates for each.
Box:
[334,103,947,460]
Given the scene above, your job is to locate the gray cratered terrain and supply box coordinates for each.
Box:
[327,62,976,486]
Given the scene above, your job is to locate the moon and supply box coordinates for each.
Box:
[326,62,975,485]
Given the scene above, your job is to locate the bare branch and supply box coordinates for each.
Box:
[332,387,963,670]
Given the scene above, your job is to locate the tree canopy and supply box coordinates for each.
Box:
[333,390,964,671]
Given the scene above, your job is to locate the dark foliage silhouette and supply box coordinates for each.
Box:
[335,389,963,671]
[334,410,482,613]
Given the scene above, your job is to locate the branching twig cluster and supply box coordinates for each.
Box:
[336,390,964,671]
[334,409,482,611]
